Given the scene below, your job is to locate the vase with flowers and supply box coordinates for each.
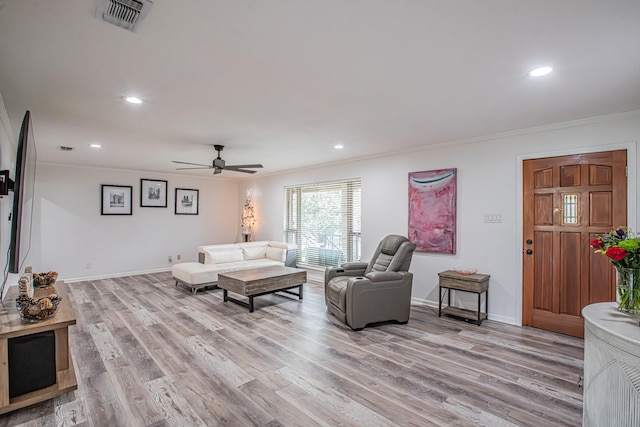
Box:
[590,227,640,315]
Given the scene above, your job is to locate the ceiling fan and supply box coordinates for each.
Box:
[172,145,263,174]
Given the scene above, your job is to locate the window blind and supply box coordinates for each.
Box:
[284,178,361,268]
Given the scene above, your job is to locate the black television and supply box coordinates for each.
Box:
[6,111,37,275]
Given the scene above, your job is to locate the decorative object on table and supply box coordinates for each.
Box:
[101,184,133,215]
[33,271,58,288]
[408,168,457,254]
[590,227,640,315]
[140,178,167,207]
[17,274,33,298]
[15,294,61,322]
[241,188,256,242]
[453,267,478,276]
[175,188,198,215]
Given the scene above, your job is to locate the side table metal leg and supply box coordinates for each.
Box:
[438,287,442,317]
[223,289,228,302]
[477,292,482,325]
[249,296,254,313]
[299,284,303,300]
[486,290,489,320]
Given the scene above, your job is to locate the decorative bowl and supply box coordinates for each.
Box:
[16,294,61,322]
[453,267,478,276]
[33,271,58,288]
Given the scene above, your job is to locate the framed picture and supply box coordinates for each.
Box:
[175,188,199,215]
[408,168,457,254]
[101,184,133,215]
[140,179,168,207]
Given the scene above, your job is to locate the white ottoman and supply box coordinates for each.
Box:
[172,262,219,294]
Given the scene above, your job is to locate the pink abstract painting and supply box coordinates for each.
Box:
[408,168,457,253]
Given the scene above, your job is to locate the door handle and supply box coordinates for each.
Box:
[526,249,533,255]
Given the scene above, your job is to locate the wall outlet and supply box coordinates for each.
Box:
[168,255,172,263]
[177,254,181,261]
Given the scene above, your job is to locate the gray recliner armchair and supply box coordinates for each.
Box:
[324,234,416,330]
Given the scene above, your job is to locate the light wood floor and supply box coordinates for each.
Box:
[0,272,584,426]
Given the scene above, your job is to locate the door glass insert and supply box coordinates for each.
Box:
[563,194,578,224]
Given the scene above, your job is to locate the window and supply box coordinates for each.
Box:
[285,178,361,268]
[562,193,578,224]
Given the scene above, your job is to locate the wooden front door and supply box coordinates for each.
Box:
[523,150,627,338]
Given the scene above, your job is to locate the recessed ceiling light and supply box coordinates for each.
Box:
[334,144,344,149]
[125,96,143,104]
[529,66,552,77]
[89,143,102,148]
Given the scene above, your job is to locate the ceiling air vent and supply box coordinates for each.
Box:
[95,0,152,33]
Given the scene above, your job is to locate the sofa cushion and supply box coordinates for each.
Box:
[173,258,284,285]
[172,262,219,285]
[268,241,293,250]
[239,241,269,249]
[242,246,267,260]
[243,258,282,269]
[198,243,240,253]
[214,259,281,272]
[204,248,244,264]
[266,246,286,263]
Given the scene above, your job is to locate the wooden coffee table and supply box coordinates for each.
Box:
[218,266,307,312]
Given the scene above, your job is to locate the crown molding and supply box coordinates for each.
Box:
[415,109,640,152]
[250,109,640,180]
[38,161,238,182]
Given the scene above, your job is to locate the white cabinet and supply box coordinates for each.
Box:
[582,302,640,426]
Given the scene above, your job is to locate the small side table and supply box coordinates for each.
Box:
[438,270,490,325]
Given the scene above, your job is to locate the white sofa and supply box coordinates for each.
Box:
[172,241,297,294]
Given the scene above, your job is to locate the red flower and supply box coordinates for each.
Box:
[590,238,604,249]
[605,246,628,261]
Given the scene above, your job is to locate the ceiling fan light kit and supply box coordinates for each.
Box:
[172,145,263,174]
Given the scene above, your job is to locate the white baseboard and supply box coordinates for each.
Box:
[410,296,516,326]
[64,267,172,283]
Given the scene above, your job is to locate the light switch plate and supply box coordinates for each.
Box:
[484,214,502,223]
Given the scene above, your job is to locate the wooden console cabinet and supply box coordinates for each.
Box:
[0,282,77,415]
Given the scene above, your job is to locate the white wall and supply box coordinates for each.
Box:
[0,93,17,300]
[30,164,239,281]
[239,112,640,325]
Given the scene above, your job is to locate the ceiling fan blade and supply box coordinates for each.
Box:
[172,160,212,167]
[224,167,258,174]
[175,167,214,170]
[225,164,263,169]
